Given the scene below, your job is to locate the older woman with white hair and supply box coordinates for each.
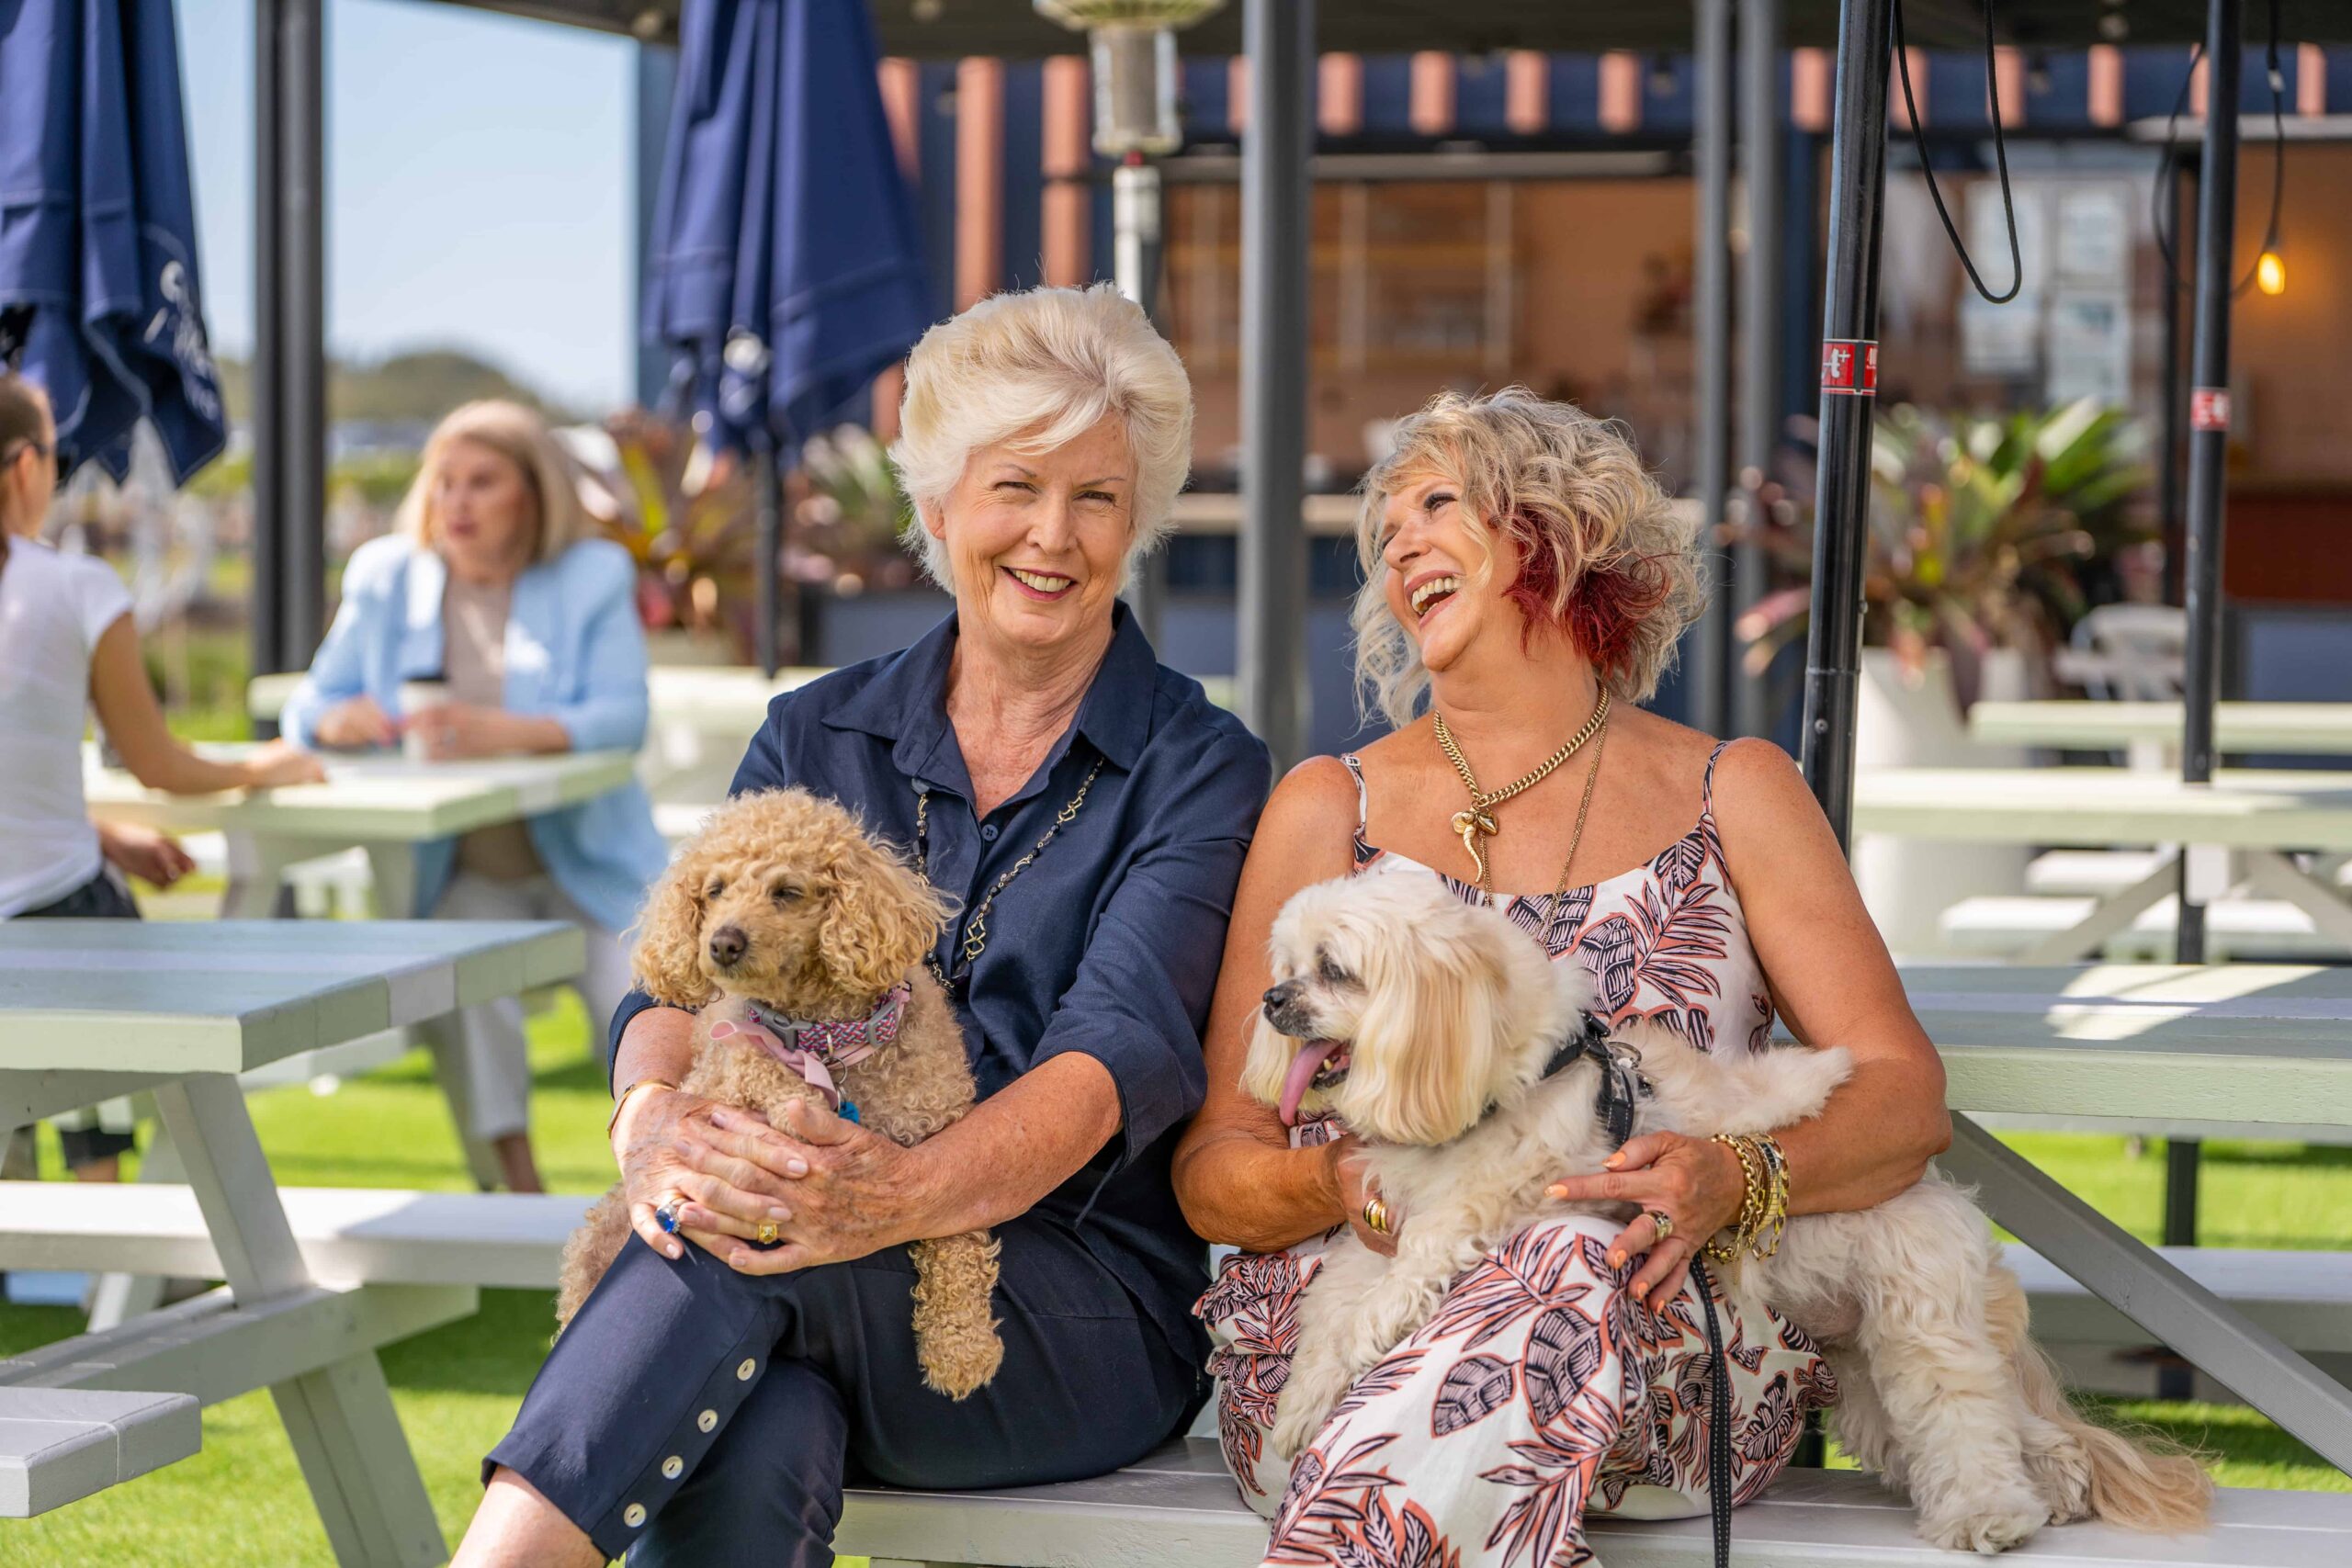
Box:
[457,285,1271,1567]
[281,400,670,1192]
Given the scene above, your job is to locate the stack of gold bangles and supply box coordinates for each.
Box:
[1704,1132,1790,1263]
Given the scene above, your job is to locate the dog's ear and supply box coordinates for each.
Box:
[1346,919,1512,1145]
[629,841,720,1008]
[819,838,953,998]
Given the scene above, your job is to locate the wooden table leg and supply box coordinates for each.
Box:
[361,845,504,1191]
[2018,852,2182,964]
[154,1074,445,1568]
[1942,1113,2352,1472]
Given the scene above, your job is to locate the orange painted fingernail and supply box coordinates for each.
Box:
[1546,1184,1567,1200]
[1608,1252,1625,1269]
[1604,1152,1625,1168]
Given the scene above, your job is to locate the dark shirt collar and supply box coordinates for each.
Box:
[823,603,1157,788]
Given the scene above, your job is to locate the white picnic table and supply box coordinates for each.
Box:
[1853,766,2352,962]
[0,919,581,1563]
[1972,700,2352,760]
[1800,961,2352,1477]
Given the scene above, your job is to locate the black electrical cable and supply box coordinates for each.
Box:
[2153,0,2288,300]
[1892,0,2022,304]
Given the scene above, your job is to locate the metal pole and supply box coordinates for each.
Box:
[755,448,782,678]
[280,0,327,670]
[1797,0,1894,848]
[1238,0,1311,768]
[1690,0,1734,739]
[251,0,285,682]
[633,43,681,412]
[1114,154,1170,649]
[2165,0,2243,1360]
[1735,0,1785,739]
[2158,157,2186,609]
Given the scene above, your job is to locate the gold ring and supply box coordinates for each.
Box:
[1362,1196,1392,1235]
[1646,1209,1675,1244]
[755,1220,781,1247]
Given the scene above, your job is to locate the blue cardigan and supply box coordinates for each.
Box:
[280,534,671,934]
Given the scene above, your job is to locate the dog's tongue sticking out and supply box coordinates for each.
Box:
[1278,1039,1342,1126]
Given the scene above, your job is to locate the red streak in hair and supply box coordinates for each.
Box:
[1501,511,1668,681]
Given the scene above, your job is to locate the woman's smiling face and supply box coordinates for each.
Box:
[1379,470,1528,674]
[928,414,1135,659]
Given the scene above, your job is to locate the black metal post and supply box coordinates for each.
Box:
[1689,0,1734,739]
[1798,0,1894,848]
[755,447,783,678]
[1734,0,1785,739]
[1238,0,1312,768]
[251,0,285,682]
[2164,0,2243,1388]
[280,0,327,671]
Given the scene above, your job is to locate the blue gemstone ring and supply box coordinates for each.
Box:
[656,1200,682,1235]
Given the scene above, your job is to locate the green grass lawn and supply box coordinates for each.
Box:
[1,994,2346,1563]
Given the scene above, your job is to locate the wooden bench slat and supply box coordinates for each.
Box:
[838,1438,2352,1568]
[0,1389,198,1517]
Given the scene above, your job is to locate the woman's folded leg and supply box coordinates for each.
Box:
[486,1213,1201,1565]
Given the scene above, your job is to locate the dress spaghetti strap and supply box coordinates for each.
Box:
[1702,739,1733,818]
[1340,753,1372,856]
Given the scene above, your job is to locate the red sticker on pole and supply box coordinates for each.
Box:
[2191,388,2231,433]
[1821,339,1878,396]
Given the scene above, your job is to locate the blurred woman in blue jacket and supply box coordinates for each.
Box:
[282,400,669,1190]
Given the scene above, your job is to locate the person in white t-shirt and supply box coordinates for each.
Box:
[0,373,325,1176]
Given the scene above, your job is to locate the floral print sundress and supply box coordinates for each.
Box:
[1198,742,1837,1567]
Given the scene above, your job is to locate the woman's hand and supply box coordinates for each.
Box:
[673,1100,941,1275]
[96,820,196,887]
[1329,1135,1399,1258]
[313,694,398,750]
[403,701,517,761]
[1548,1131,1747,1310]
[612,1087,805,1265]
[237,739,328,789]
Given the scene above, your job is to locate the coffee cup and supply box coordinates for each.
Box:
[399,677,449,762]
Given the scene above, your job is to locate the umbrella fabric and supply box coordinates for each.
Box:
[644,0,933,456]
[0,0,226,483]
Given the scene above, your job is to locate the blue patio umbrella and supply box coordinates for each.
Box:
[0,0,227,484]
[643,0,934,672]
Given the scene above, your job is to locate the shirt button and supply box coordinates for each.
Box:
[696,1409,718,1433]
[624,1504,647,1528]
[737,1358,757,1381]
[662,1456,684,1480]
[980,823,1000,841]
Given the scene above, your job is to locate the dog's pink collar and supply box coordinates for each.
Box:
[707,983,910,1114]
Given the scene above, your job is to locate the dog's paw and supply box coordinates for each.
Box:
[1917,1487,2051,1555]
[2022,1425,2096,1524]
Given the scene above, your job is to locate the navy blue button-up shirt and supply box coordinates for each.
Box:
[610,606,1272,1359]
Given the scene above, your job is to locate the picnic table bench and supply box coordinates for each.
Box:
[0,919,580,1564]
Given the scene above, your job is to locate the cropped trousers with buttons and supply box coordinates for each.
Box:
[485,1213,1204,1564]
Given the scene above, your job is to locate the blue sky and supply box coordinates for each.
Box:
[178,0,636,408]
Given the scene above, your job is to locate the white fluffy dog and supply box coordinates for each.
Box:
[1245,873,2210,1553]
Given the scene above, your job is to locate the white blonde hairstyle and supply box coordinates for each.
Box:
[396,399,590,564]
[1352,387,1702,728]
[890,284,1193,591]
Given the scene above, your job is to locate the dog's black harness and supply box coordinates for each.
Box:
[1551,1012,1734,1568]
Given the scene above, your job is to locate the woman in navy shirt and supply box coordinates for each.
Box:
[458,285,1272,1566]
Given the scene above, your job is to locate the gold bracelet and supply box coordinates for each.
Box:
[607,1077,678,1143]
[1706,1133,1764,1262]
[1750,1134,1791,1259]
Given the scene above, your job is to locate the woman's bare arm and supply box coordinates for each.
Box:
[1170,758,1363,1251]
[88,616,322,793]
[1713,737,1952,1213]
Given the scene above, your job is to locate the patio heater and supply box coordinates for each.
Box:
[1035,2,1225,648]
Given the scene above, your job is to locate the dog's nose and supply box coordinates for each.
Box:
[1262,979,1301,1016]
[707,924,748,967]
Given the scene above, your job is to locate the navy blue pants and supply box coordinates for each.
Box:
[487,1213,1204,1563]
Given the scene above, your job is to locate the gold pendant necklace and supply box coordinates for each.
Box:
[1432,688,1611,892]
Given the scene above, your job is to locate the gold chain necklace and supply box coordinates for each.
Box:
[1537,719,1609,938]
[1432,689,1611,891]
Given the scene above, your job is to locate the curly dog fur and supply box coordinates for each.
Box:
[556,788,1004,1400]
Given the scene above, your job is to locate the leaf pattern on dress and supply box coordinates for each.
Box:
[1747,995,1775,1055]
[1432,1355,1519,1437]
[1337,1348,1430,1423]
[1521,1306,1605,1427]
[1576,914,1644,1012]
[1651,829,1707,895]
[1506,884,1593,957]
[1424,1226,1593,1349]
[1739,1373,1802,1466]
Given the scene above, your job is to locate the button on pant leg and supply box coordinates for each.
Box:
[629,1357,846,1568]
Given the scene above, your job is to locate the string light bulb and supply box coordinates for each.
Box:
[2256,250,2287,297]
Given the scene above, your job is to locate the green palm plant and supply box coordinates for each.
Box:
[570,410,758,653]
[1734,399,2154,706]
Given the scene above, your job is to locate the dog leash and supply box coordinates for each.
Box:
[1691,1256,1734,1568]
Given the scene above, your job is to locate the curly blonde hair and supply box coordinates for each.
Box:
[1351,388,1702,728]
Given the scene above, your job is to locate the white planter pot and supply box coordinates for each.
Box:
[1850,647,2033,959]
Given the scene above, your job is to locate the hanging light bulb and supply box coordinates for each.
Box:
[2256,249,2287,296]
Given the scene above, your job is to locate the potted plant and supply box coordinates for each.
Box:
[565,411,758,664]
[1732,399,2154,954]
